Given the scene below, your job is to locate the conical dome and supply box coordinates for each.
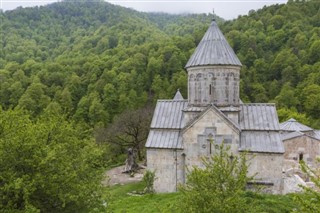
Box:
[185,21,241,68]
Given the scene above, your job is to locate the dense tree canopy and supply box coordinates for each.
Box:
[0,0,319,170]
[221,0,320,127]
[0,0,213,128]
[0,109,107,212]
[1,0,319,129]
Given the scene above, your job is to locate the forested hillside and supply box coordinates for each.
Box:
[1,0,320,211]
[2,0,318,129]
[0,0,213,128]
[221,0,320,127]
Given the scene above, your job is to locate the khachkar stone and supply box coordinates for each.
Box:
[185,21,242,108]
[123,148,139,173]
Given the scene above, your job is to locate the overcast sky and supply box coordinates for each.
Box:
[1,0,287,20]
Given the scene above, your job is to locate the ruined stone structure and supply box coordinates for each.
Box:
[280,118,320,169]
[146,20,285,194]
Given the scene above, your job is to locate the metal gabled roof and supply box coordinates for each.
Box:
[314,130,320,140]
[281,131,305,141]
[240,131,284,153]
[147,99,187,149]
[145,130,183,149]
[185,21,242,68]
[150,100,188,129]
[280,118,313,132]
[239,104,280,131]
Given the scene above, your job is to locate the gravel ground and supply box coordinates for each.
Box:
[102,165,145,186]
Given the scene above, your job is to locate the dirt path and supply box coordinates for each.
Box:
[102,165,145,186]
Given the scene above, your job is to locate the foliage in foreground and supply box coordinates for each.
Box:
[0,108,107,212]
[179,142,255,213]
[143,170,156,194]
[294,159,320,213]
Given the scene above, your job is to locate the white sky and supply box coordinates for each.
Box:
[1,0,287,20]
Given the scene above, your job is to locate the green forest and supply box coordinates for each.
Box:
[0,0,320,211]
[1,0,319,126]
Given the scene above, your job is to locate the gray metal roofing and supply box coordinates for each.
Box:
[145,130,183,149]
[185,21,242,68]
[147,101,284,152]
[280,118,313,132]
[239,104,280,131]
[240,131,284,153]
[173,90,184,100]
[314,130,320,140]
[281,131,305,141]
[150,100,188,129]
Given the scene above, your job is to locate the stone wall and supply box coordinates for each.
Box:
[187,65,240,107]
[146,148,183,193]
[283,135,320,167]
[183,108,240,170]
[247,153,283,194]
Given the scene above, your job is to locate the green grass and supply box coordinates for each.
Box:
[245,192,297,213]
[108,182,180,212]
[107,182,297,213]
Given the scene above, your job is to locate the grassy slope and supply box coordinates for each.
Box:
[108,182,179,212]
[107,182,297,213]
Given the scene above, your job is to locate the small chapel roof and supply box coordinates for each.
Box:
[280,118,313,132]
[281,131,305,141]
[314,130,320,140]
[185,20,242,68]
[173,89,184,100]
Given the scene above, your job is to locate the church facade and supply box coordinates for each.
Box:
[145,21,285,194]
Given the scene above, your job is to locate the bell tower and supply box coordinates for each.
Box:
[185,20,242,108]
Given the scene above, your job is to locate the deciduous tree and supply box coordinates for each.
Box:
[179,142,254,213]
[95,106,153,161]
[294,159,320,213]
[0,109,107,212]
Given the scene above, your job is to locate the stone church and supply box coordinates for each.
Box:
[145,20,285,194]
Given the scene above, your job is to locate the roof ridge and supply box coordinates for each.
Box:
[241,103,276,106]
[157,99,187,102]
